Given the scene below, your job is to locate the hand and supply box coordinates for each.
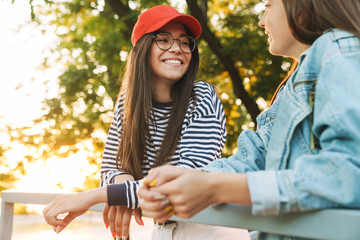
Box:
[103,204,143,239]
[43,188,106,233]
[137,181,173,223]
[138,166,217,222]
[103,174,142,239]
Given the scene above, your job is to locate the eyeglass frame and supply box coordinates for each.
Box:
[152,32,197,53]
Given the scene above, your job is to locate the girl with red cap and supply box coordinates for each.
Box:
[43,5,250,240]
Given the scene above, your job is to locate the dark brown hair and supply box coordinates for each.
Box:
[282,0,360,44]
[116,32,199,180]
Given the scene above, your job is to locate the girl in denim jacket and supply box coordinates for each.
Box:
[138,0,360,239]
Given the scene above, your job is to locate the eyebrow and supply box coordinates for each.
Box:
[160,31,190,37]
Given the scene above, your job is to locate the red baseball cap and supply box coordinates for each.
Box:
[131,5,202,46]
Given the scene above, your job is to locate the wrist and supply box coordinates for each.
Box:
[114,174,135,184]
[210,172,251,205]
[85,187,107,206]
[206,172,222,205]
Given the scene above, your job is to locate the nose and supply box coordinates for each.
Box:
[258,12,265,28]
[168,40,182,53]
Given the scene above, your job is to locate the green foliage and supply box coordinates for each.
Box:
[197,0,291,154]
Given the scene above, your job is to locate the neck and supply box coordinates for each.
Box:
[292,42,311,61]
[152,81,173,102]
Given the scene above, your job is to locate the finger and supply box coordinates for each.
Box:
[120,209,132,239]
[139,197,173,221]
[42,200,53,216]
[43,200,60,226]
[133,209,144,226]
[43,204,65,227]
[114,206,124,238]
[147,166,183,186]
[140,205,172,223]
[151,179,180,196]
[43,211,56,227]
[53,217,70,233]
[139,193,171,212]
[55,218,68,226]
[54,223,67,234]
[109,206,117,238]
[103,204,110,229]
[60,213,77,228]
[137,185,165,202]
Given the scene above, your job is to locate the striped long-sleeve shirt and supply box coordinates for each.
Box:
[100,81,227,208]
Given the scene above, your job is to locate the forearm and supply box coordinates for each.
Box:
[84,187,108,206]
[209,172,252,206]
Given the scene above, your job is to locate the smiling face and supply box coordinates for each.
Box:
[148,21,192,90]
[258,0,310,60]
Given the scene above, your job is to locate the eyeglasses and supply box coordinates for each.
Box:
[153,32,196,53]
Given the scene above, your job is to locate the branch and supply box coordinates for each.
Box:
[105,0,135,42]
[186,0,260,123]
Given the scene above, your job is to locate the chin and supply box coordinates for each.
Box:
[269,47,282,57]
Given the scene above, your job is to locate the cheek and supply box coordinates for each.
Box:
[185,54,192,68]
[149,43,161,60]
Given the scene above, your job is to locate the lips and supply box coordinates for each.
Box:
[265,30,272,41]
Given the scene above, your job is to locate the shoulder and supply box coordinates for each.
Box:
[191,81,223,111]
[186,81,225,120]
[192,81,218,100]
[312,30,360,73]
[317,29,359,47]
[297,30,359,81]
[308,29,360,60]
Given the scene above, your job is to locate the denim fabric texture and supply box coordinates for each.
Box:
[204,29,360,239]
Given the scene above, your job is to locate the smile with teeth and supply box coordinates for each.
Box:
[164,59,182,64]
[265,31,272,41]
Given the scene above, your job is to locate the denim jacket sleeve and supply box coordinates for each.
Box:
[204,129,266,173]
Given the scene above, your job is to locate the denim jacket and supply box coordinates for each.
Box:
[204,29,360,239]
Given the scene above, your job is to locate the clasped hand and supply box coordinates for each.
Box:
[138,165,217,223]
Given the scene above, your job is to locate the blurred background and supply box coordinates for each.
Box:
[0,0,291,239]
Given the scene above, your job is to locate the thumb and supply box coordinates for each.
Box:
[53,219,68,233]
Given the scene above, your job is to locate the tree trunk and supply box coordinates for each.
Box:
[186,0,260,124]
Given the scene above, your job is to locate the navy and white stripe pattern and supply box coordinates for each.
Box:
[100,81,227,208]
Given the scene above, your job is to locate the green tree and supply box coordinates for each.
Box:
[9,0,291,190]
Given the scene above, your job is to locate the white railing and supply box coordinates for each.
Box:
[1,190,360,240]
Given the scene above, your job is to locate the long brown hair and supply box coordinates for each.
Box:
[116,32,199,180]
[282,0,360,44]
